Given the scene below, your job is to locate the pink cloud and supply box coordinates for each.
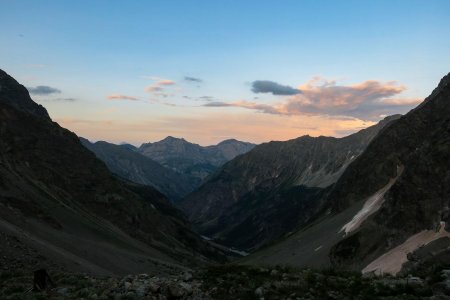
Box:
[145,78,176,94]
[204,78,423,120]
[158,79,176,85]
[107,94,139,101]
[145,86,164,93]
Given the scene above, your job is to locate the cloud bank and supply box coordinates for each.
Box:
[206,78,422,121]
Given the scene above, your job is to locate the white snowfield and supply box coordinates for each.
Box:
[362,222,450,275]
[340,165,404,235]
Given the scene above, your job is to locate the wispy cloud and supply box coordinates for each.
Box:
[184,76,203,83]
[204,100,280,114]
[145,77,176,94]
[206,78,422,121]
[145,86,164,93]
[53,97,77,102]
[158,79,176,85]
[38,97,77,102]
[107,94,139,101]
[198,96,214,101]
[252,80,301,95]
[27,85,61,95]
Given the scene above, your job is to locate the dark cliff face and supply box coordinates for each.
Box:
[80,138,197,201]
[327,73,450,268]
[0,69,225,274]
[180,115,400,251]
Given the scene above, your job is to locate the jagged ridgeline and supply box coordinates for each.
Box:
[1,67,450,281]
[0,69,227,275]
[180,115,400,251]
[79,137,255,202]
[243,73,450,275]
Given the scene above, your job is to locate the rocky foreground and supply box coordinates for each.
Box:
[2,265,450,299]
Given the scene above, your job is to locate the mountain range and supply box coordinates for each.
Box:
[139,137,256,183]
[1,68,450,280]
[80,136,255,201]
[0,69,226,275]
[180,114,400,251]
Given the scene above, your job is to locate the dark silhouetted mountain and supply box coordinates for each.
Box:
[138,136,255,184]
[80,138,197,201]
[244,72,450,276]
[0,69,225,275]
[180,115,399,251]
[0,69,49,119]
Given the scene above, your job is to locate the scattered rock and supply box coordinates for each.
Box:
[407,276,424,287]
[135,284,148,297]
[182,272,193,282]
[179,282,193,295]
[149,282,161,293]
[168,283,185,298]
[255,286,265,297]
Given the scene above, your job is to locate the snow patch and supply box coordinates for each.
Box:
[228,248,249,256]
[362,222,450,275]
[314,245,323,252]
[201,235,212,241]
[340,165,404,235]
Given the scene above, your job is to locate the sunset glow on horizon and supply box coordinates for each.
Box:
[2,0,449,145]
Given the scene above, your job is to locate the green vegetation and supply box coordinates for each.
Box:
[1,265,448,299]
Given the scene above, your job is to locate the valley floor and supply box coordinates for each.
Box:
[2,265,450,299]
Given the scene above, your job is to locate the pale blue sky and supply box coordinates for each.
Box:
[1,1,449,145]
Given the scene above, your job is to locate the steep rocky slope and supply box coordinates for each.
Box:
[138,137,255,184]
[326,72,450,272]
[80,139,196,201]
[245,72,450,275]
[180,115,399,251]
[0,69,225,275]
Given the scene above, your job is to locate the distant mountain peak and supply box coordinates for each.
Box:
[162,136,187,142]
[217,139,253,146]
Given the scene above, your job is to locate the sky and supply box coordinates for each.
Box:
[1,0,450,145]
